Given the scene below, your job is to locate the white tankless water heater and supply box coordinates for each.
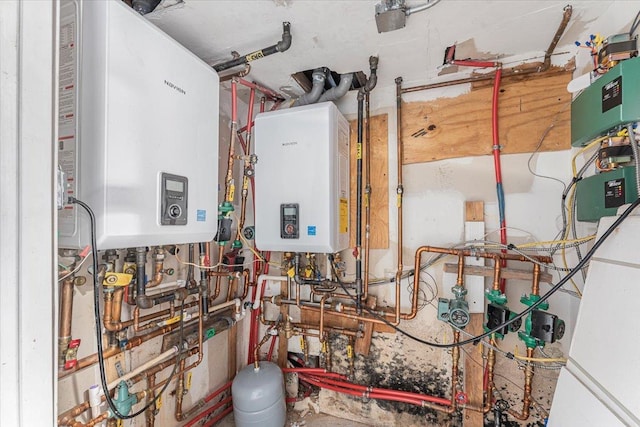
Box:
[58,0,219,250]
[254,102,350,253]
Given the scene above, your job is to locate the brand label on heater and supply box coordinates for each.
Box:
[604,178,625,208]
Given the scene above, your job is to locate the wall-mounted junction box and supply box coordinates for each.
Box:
[254,102,350,253]
[576,167,638,222]
[571,56,640,146]
[58,0,219,250]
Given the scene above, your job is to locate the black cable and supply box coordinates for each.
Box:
[71,197,186,420]
[329,196,640,349]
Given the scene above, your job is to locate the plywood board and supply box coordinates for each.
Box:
[463,201,484,427]
[349,114,389,249]
[401,72,572,164]
[464,314,485,427]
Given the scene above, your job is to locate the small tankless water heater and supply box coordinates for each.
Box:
[57,0,219,250]
[254,102,350,253]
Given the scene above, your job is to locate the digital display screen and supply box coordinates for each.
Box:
[284,207,296,216]
[166,179,184,192]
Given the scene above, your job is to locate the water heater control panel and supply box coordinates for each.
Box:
[280,203,299,239]
[161,173,188,225]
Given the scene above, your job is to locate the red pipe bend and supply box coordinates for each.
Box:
[300,374,451,407]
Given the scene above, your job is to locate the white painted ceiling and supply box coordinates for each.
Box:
[147,1,638,98]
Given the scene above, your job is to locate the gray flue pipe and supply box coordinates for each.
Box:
[317,73,354,103]
[293,68,326,106]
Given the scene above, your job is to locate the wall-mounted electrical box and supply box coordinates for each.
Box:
[576,167,638,222]
[254,102,350,253]
[58,0,219,250]
[571,57,640,146]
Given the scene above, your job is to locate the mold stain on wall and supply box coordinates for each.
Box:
[320,333,461,426]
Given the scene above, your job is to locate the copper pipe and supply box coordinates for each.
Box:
[64,413,108,427]
[146,248,166,288]
[59,348,199,425]
[146,373,156,427]
[394,76,404,324]
[130,301,199,332]
[174,359,187,421]
[253,333,272,370]
[224,79,238,202]
[532,264,541,296]
[226,275,235,301]
[543,5,572,70]
[59,318,189,379]
[151,302,205,393]
[450,330,461,412]
[363,90,371,300]
[240,268,250,300]
[483,338,497,414]
[129,347,199,385]
[59,277,74,369]
[456,254,464,287]
[319,294,329,341]
[213,250,225,302]
[235,87,256,244]
[508,347,535,420]
[491,254,502,292]
[103,288,125,332]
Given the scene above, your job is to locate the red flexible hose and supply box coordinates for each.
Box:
[300,374,451,407]
[491,68,508,293]
[202,404,233,427]
[246,89,256,133]
[301,375,438,408]
[184,396,232,427]
[231,80,237,123]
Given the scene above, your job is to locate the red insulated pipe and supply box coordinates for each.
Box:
[204,381,232,404]
[202,404,233,427]
[184,396,232,427]
[246,89,256,133]
[453,59,508,293]
[491,68,508,293]
[236,78,282,101]
[300,374,451,407]
[301,376,435,408]
[283,368,347,378]
[231,79,238,123]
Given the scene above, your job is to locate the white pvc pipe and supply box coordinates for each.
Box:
[253,275,288,309]
[210,298,240,314]
[89,384,102,419]
[107,345,179,391]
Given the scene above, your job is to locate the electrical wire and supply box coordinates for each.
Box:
[58,251,93,281]
[512,346,566,364]
[70,197,186,420]
[330,197,640,349]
